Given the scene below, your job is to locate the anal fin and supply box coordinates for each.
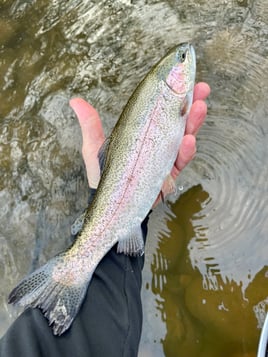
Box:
[117,226,144,256]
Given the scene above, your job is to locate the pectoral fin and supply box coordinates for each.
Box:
[180,91,192,118]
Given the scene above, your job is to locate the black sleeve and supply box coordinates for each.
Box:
[0,215,150,357]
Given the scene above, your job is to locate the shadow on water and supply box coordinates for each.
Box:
[0,1,267,356]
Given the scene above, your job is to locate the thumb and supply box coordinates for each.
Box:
[69,98,105,188]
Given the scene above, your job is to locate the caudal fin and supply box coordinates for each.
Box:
[8,253,92,335]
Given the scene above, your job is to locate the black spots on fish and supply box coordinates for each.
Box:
[8,253,93,335]
[8,270,48,304]
[176,48,187,63]
[43,283,89,335]
[98,137,111,173]
[48,303,71,328]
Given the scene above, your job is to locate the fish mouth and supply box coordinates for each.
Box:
[188,43,196,76]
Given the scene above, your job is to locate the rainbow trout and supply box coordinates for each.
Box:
[8,43,196,335]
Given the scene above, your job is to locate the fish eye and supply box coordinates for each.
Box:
[176,49,187,62]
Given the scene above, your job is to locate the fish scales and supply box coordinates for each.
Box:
[8,43,196,335]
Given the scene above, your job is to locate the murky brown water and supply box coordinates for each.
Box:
[0,1,267,356]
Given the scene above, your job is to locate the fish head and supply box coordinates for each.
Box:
[154,43,196,97]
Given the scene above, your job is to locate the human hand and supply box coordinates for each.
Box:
[69,82,210,204]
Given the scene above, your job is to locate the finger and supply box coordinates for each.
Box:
[185,99,207,136]
[186,82,210,135]
[69,98,105,150]
[193,82,211,102]
[69,98,105,188]
[171,134,196,178]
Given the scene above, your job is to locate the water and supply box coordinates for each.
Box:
[0,1,267,356]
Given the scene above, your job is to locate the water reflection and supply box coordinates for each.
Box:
[153,186,209,357]
[141,185,267,356]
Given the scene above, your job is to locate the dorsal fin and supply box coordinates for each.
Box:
[98,137,110,172]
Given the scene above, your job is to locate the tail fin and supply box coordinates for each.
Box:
[8,253,92,335]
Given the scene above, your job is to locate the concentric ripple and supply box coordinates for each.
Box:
[184,97,268,295]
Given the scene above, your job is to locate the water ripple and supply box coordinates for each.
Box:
[186,92,268,294]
